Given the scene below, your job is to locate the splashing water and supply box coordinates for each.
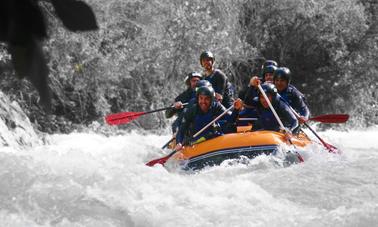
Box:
[0,127,378,226]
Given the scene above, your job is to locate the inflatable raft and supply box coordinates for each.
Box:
[165,130,313,170]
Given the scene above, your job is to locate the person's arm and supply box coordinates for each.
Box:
[297,99,310,124]
[214,99,243,123]
[291,87,310,123]
[297,94,310,119]
[249,76,260,88]
[175,105,195,145]
[278,101,299,132]
[174,89,192,102]
[229,99,243,122]
[243,86,258,107]
[166,89,192,119]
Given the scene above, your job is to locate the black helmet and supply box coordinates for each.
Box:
[262,60,278,69]
[195,79,212,88]
[261,65,277,76]
[273,67,291,83]
[200,51,215,65]
[196,86,215,101]
[258,83,278,97]
[184,72,203,86]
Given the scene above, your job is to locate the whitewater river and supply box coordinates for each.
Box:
[0,127,377,226]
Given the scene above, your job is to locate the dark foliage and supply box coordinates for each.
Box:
[0,0,376,133]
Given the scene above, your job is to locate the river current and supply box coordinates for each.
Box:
[0,126,377,226]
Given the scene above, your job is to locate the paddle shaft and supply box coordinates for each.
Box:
[161,137,175,149]
[303,121,330,147]
[292,108,336,150]
[147,105,234,166]
[257,85,286,132]
[257,84,300,161]
[192,105,234,138]
[279,96,337,152]
[106,107,170,123]
[137,102,189,116]
[106,103,188,125]
[238,118,258,121]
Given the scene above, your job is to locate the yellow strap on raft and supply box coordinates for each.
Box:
[192,136,206,145]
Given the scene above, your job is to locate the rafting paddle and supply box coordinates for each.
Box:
[146,105,234,167]
[145,149,178,167]
[161,137,175,149]
[238,118,258,121]
[308,114,349,124]
[105,103,188,125]
[257,84,293,135]
[278,97,342,153]
[302,122,339,153]
[257,84,304,162]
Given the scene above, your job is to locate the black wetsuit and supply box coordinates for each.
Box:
[278,84,310,119]
[204,69,235,108]
[165,88,195,133]
[176,101,239,145]
[251,96,299,132]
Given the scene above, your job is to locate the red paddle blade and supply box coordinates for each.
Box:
[309,114,349,123]
[105,112,145,125]
[145,156,169,166]
[323,142,340,154]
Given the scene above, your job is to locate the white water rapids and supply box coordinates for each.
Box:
[0,126,378,226]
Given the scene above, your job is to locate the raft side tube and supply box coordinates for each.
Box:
[170,130,312,170]
[184,145,278,170]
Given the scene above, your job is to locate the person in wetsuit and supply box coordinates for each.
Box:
[175,86,243,151]
[199,51,235,108]
[273,67,310,125]
[240,64,279,124]
[248,83,298,134]
[165,72,202,133]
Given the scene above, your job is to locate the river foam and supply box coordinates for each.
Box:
[0,127,377,226]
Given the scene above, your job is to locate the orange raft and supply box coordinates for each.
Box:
[167,129,313,170]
